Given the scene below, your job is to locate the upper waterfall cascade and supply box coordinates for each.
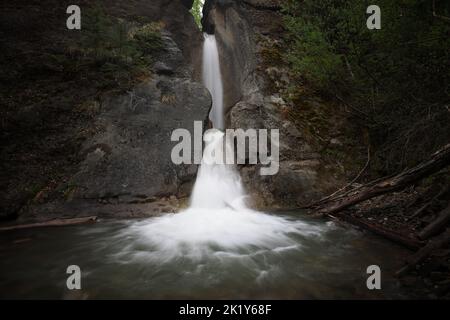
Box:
[202,34,225,130]
[189,33,247,210]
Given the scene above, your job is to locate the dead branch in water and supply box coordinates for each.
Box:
[407,185,448,221]
[0,216,98,232]
[314,145,371,205]
[419,204,450,240]
[433,0,450,22]
[331,213,424,250]
[396,228,450,277]
[307,144,450,274]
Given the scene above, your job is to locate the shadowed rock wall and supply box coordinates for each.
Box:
[1,0,210,220]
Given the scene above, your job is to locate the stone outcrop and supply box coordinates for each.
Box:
[92,0,204,74]
[29,74,210,219]
[11,0,211,221]
[35,34,209,220]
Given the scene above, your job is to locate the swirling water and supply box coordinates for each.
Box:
[0,213,415,299]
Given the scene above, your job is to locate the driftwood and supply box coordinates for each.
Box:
[0,216,98,232]
[409,202,433,221]
[408,185,449,221]
[396,228,450,277]
[419,204,450,240]
[331,213,424,250]
[315,146,371,205]
[310,144,450,216]
[433,0,450,22]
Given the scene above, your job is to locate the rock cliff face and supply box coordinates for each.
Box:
[1,0,210,221]
[202,0,339,208]
[47,55,211,218]
[55,29,211,218]
[103,0,205,78]
[2,0,340,220]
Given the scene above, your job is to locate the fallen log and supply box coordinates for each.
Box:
[0,216,98,232]
[396,228,450,277]
[419,204,450,240]
[408,202,433,221]
[332,213,424,250]
[314,146,371,205]
[310,144,450,216]
[408,185,449,221]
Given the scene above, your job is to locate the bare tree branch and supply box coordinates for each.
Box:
[433,0,450,22]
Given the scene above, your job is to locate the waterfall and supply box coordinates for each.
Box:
[202,34,225,130]
[189,130,247,210]
[130,32,326,260]
[189,33,247,210]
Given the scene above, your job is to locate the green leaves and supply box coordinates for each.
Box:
[282,0,450,173]
[286,22,343,88]
[190,0,204,30]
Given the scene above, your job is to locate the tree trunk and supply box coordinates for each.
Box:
[0,216,98,232]
[419,204,450,240]
[396,228,450,277]
[310,144,450,216]
[333,213,424,250]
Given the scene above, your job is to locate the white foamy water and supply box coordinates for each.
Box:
[123,209,325,260]
[126,128,326,259]
[190,129,247,210]
[126,32,328,260]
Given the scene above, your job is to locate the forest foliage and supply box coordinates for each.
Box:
[190,0,204,29]
[282,0,450,174]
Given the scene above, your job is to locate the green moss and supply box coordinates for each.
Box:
[132,23,164,55]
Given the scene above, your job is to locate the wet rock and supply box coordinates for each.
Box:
[153,61,174,75]
[330,138,343,146]
[68,78,210,204]
[22,29,210,220]
[268,95,286,106]
[156,31,187,77]
[1,0,205,221]
[229,99,336,207]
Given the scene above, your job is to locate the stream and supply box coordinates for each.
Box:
[0,212,414,299]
